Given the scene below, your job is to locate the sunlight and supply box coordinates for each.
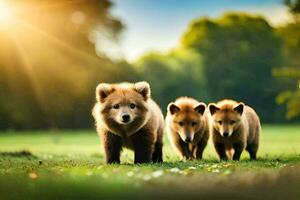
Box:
[0,1,13,26]
[18,19,102,63]
[8,32,48,116]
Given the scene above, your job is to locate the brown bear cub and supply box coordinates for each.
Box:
[208,99,261,161]
[92,82,164,164]
[166,97,210,161]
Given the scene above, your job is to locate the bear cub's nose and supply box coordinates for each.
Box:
[223,132,229,137]
[121,114,131,123]
[185,137,191,143]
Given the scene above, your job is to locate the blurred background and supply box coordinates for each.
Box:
[0,0,299,130]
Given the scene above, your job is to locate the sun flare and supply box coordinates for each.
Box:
[0,1,14,26]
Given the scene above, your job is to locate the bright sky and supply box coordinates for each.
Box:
[111,0,291,62]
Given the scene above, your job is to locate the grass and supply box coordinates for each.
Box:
[0,125,300,200]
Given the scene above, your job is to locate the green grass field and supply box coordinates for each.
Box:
[0,125,300,200]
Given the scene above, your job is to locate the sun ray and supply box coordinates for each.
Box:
[0,0,102,64]
[7,32,50,119]
[0,34,18,96]
[0,1,15,27]
[17,19,101,64]
[19,0,86,11]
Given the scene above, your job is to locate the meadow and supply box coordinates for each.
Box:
[0,125,300,200]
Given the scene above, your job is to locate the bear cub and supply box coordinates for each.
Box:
[208,99,261,161]
[92,81,164,164]
[166,97,209,161]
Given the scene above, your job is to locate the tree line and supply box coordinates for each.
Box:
[0,0,299,130]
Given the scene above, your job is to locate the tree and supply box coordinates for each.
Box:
[134,48,206,111]
[181,13,283,122]
[273,0,300,119]
[285,0,300,20]
[0,0,136,129]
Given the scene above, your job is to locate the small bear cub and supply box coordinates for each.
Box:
[92,81,164,164]
[208,99,261,161]
[166,97,209,161]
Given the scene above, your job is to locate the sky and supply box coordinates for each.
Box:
[110,0,290,62]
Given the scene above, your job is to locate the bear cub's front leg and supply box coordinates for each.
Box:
[131,129,154,164]
[178,140,193,161]
[103,132,122,164]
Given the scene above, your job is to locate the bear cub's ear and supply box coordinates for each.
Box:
[234,103,244,115]
[208,103,220,115]
[96,83,114,102]
[134,81,150,100]
[168,103,180,115]
[194,103,206,115]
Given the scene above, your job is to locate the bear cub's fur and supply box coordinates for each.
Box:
[92,81,164,164]
[208,99,261,161]
[166,97,209,161]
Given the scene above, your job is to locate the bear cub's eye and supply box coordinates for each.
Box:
[113,104,120,109]
[130,103,136,109]
[230,120,236,124]
[191,122,197,126]
[218,121,222,125]
[179,122,184,126]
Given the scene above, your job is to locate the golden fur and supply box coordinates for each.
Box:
[166,97,209,161]
[208,99,261,160]
[92,82,164,164]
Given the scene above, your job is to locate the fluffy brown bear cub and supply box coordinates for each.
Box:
[166,97,209,161]
[208,99,261,161]
[92,82,164,164]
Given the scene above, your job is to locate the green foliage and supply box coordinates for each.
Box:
[2,2,300,129]
[134,48,207,111]
[273,66,300,119]
[278,23,300,68]
[181,13,283,122]
[273,3,300,119]
[276,89,300,118]
[285,0,300,19]
[0,0,137,129]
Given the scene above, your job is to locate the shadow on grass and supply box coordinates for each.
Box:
[0,150,37,158]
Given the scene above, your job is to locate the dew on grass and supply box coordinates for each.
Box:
[170,167,181,173]
[223,163,232,168]
[127,171,134,177]
[212,169,220,173]
[152,170,164,178]
[211,164,218,169]
[188,166,196,170]
[179,171,189,175]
